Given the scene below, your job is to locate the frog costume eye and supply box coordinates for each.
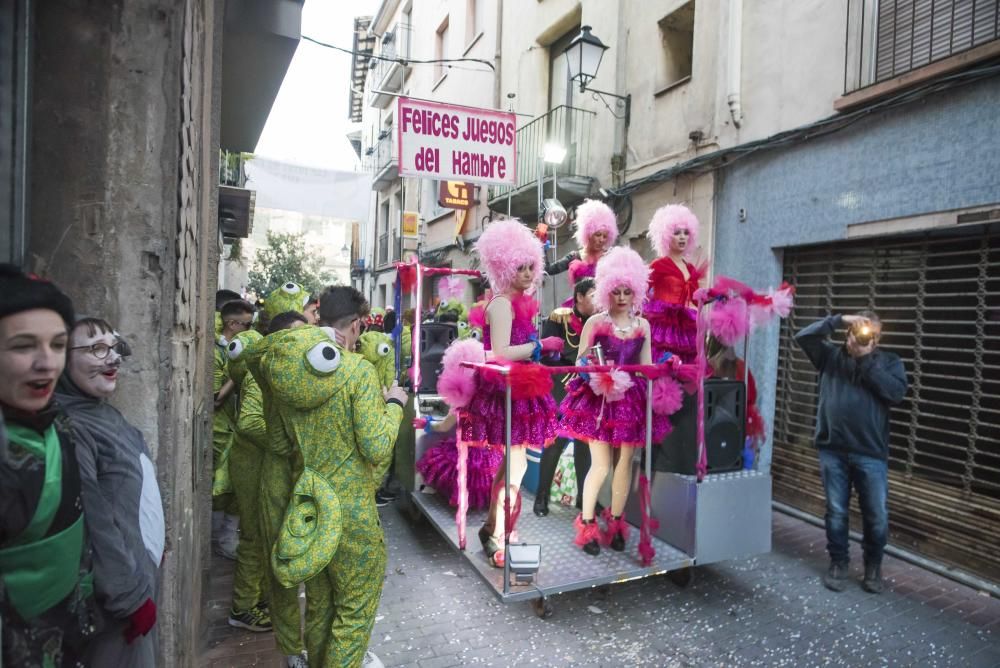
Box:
[282,282,301,295]
[377,342,392,357]
[457,321,469,332]
[227,339,244,360]
[306,342,341,374]
[471,329,482,341]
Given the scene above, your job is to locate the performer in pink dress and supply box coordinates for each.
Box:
[643,205,706,363]
[546,199,617,305]
[462,219,563,568]
[415,411,503,511]
[560,247,671,558]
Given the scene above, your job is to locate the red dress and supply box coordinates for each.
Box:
[643,257,701,362]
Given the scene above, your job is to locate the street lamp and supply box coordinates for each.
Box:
[563,26,631,127]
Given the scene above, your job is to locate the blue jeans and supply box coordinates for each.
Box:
[817,449,888,566]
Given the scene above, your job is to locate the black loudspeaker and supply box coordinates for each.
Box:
[417,323,458,393]
[652,379,746,475]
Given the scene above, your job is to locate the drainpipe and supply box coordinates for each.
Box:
[727,0,744,128]
[493,0,503,110]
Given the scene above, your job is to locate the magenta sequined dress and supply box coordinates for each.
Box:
[416,437,503,509]
[559,323,672,447]
[459,295,559,449]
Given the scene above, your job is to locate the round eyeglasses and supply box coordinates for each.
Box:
[70,340,132,359]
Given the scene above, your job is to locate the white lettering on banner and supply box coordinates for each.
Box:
[397,97,517,187]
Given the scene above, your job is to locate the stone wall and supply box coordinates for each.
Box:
[28,0,220,664]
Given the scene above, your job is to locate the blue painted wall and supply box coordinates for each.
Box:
[713,76,1000,471]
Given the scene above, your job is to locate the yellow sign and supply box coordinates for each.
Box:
[402,211,419,238]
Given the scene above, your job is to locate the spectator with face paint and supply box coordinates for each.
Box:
[56,317,165,665]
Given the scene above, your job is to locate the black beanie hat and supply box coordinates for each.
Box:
[0,264,75,330]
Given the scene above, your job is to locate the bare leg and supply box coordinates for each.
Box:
[491,446,528,541]
[611,446,635,516]
[580,442,611,521]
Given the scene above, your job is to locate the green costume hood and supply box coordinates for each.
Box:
[263,281,309,321]
[358,331,395,387]
[226,329,263,385]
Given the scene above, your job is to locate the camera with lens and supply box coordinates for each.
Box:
[850,322,874,346]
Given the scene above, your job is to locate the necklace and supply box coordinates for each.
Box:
[608,313,636,335]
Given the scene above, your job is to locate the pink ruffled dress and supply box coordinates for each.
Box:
[416,437,503,510]
[459,295,559,449]
[558,321,672,447]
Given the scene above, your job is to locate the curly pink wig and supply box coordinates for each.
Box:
[647,204,700,258]
[594,246,650,312]
[573,199,618,249]
[474,219,544,294]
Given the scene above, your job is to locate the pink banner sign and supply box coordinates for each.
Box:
[397,97,517,187]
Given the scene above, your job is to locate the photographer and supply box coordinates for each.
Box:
[795,311,907,594]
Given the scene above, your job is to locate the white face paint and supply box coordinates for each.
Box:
[68,326,122,399]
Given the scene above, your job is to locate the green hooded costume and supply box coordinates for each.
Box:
[255,326,404,668]
[225,330,269,616]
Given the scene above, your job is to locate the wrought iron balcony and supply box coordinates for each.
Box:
[370,132,398,190]
[219,149,249,187]
[369,23,412,108]
[844,0,1000,93]
[488,105,597,219]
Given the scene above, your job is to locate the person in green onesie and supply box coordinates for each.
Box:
[247,304,312,668]
[223,328,272,634]
[212,299,255,559]
[261,285,407,668]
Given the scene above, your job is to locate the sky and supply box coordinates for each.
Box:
[254,0,382,172]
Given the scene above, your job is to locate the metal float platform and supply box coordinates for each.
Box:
[408,486,693,603]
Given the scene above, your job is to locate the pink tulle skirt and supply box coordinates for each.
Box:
[416,438,503,510]
[559,375,672,447]
[460,363,558,448]
[643,298,699,363]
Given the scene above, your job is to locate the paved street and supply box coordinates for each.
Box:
[203,506,999,667]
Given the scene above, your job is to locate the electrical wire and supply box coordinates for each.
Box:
[302,34,496,72]
[609,60,1000,198]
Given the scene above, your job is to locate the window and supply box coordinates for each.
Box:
[465,0,485,50]
[657,1,695,93]
[435,16,450,83]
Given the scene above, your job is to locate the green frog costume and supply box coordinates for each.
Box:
[225,330,269,620]
[238,282,310,657]
[255,326,404,668]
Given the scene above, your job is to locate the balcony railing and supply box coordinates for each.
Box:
[219,149,248,187]
[370,132,398,189]
[368,23,412,107]
[844,0,1000,93]
[490,105,596,201]
[377,232,400,266]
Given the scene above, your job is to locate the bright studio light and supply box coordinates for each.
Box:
[542,143,567,164]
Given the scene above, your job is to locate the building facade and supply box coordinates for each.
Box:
[353,0,1000,585]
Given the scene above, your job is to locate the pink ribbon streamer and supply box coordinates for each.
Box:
[638,474,660,566]
[456,440,468,550]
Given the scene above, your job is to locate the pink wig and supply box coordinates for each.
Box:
[647,204,700,258]
[474,219,545,295]
[594,246,650,312]
[573,199,618,249]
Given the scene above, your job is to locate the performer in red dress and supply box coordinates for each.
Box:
[644,204,706,362]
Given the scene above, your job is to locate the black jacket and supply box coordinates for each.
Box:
[794,315,908,460]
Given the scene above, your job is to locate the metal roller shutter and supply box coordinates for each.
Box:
[773,223,1000,583]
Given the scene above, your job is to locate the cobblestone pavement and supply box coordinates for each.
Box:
[202,506,999,667]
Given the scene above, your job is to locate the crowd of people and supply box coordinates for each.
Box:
[0,199,906,668]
